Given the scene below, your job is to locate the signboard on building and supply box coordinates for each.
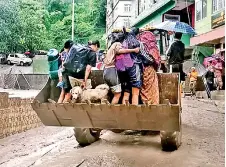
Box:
[164,14,180,22]
[212,11,225,29]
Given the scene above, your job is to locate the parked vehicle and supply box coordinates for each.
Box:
[7,53,33,66]
[0,53,7,64]
[24,51,35,58]
[35,50,48,55]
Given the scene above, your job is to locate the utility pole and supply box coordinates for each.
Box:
[72,0,75,41]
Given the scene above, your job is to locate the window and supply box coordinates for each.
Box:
[212,0,225,13]
[196,0,207,21]
[139,0,146,13]
[124,4,131,12]
[123,18,130,28]
[196,1,202,21]
[213,0,217,12]
[15,55,18,58]
[202,0,207,18]
[10,55,14,57]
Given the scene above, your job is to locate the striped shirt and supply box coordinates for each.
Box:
[61,51,68,62]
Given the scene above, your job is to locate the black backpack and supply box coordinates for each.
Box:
[64,44,92,73]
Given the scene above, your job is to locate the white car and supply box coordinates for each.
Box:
[7,53,33,66]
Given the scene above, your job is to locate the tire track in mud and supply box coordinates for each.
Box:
[0,127,78,167]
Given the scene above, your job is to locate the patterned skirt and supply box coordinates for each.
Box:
[140,66,159,105]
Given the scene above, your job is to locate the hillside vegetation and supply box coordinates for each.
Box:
[0,0,106,53]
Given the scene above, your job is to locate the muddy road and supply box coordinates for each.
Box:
[0,98,224,167]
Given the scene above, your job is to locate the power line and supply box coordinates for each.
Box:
[72,0,75,40]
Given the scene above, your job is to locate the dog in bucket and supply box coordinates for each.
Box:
[70,84,110,104]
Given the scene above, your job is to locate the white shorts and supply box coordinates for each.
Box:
[58,68,63,77]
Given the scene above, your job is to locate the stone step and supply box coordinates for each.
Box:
[212,94,225,101]
[211,90,225,96]
[195,91,225,100]
[196,91,208,99]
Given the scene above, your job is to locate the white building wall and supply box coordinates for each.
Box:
[106,0,132,35]
[114,1,132,18]
[114,17,131,28]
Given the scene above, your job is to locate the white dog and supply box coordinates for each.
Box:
[70,84,110,104]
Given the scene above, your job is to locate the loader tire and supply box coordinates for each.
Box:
[74,128,101,147]
[160,115,182,151]
[110,129,124,133]
[160,131,181,151]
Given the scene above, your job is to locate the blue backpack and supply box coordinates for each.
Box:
[47,49,59,80]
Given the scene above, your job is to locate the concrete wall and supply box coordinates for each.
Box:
[114,17,131,29]
[14,74,48,90]
[32,55,48,74]
[0,92,42,139]
[0,74,48,90]
[194,0,212,35]
[181,34,192,47]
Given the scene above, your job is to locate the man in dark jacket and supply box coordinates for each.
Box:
[166,32,186,81]
[61,40,97,102]
[205,66,215,91]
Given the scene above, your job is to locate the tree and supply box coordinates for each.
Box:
[0,0,106,52]
[0,0,21,52]
[18,0,48,51]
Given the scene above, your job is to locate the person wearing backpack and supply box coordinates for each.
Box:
[61,40,98,103]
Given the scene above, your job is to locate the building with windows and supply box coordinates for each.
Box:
[190,0,225,89]
[130,0,195,57]
[106,0,132,35]
[190,0,225,57]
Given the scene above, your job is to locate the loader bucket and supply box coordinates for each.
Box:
[32,71,180,132]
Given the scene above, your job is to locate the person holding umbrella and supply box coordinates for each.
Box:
[155,20,196,81]
[166,32,186,81]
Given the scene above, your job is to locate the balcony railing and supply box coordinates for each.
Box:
[131,0,195,26]
[176,0,194,3]
[131,0,172,26]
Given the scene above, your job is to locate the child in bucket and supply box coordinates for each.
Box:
[103,32,140,104]
[57,49,68,88]
[57,40,74,103]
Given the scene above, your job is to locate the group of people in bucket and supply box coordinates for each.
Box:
[51,27,187,105]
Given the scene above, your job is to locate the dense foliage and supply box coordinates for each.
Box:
[0,0,106,53]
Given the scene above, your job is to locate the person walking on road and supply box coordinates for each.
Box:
[166,32,186,82]
[205,66,215,98]
[188,67,198,96]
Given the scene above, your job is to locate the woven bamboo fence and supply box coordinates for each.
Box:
[0,92,42,139]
